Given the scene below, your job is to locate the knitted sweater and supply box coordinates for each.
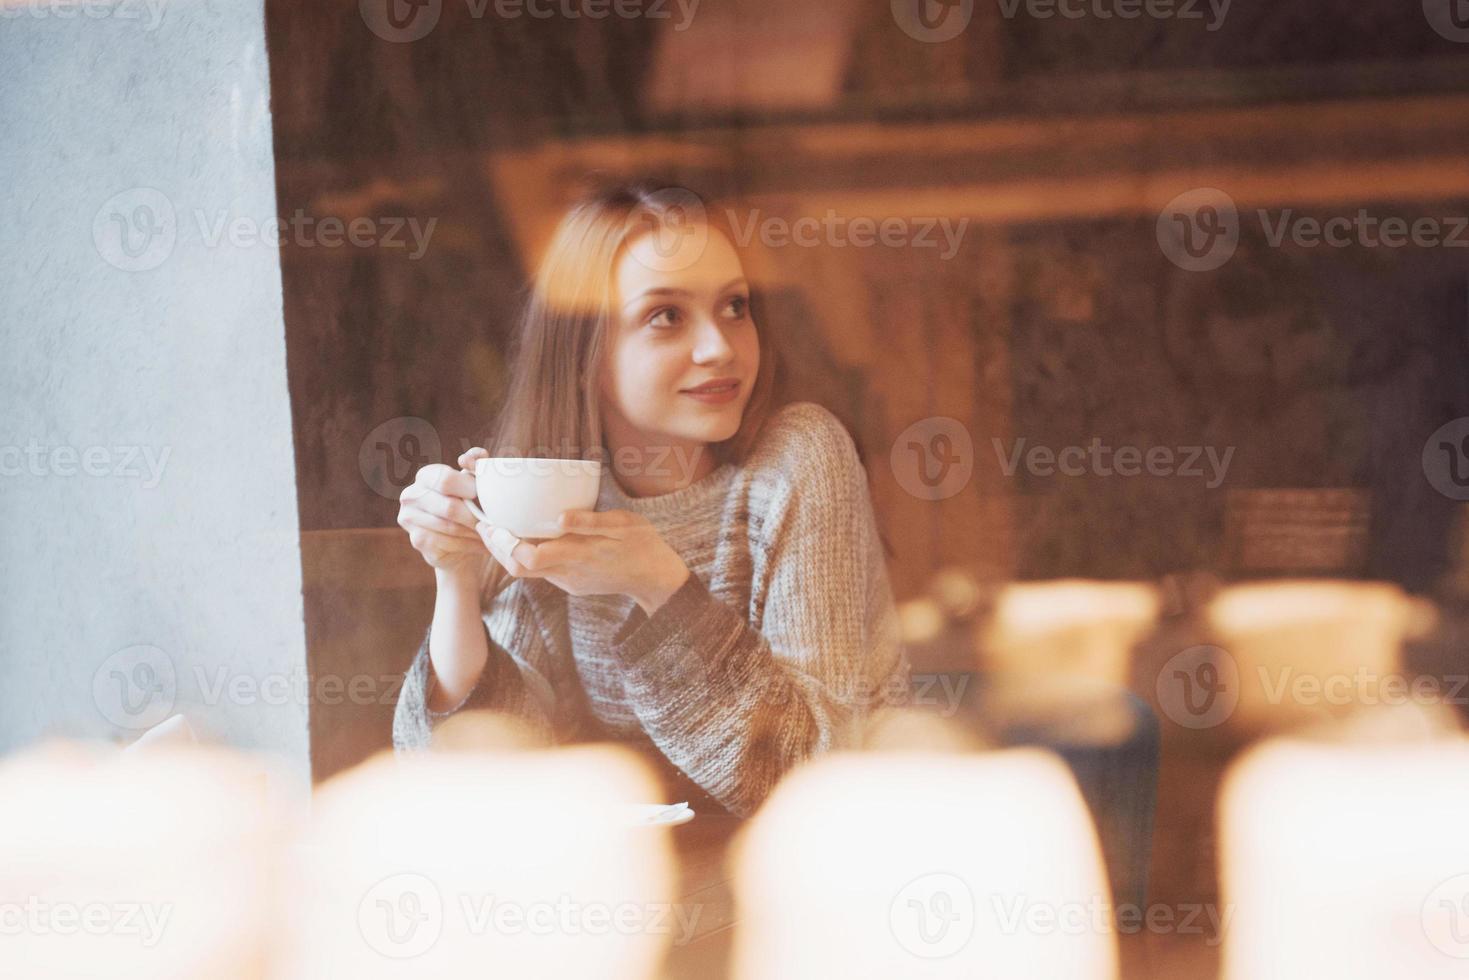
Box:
[391,401,909,816]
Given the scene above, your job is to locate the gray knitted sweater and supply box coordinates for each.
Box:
[391,401,909,816]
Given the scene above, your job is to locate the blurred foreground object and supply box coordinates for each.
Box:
[1206,580,1438,733]
[430,708,548,754]
[0,740,294,980]
[979,580,1161,744]
[731,750,1116,979]
[278,743,676,980]
[1220,721,1469,979]
[860,706,991,754]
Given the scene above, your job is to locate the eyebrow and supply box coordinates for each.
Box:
[621,278,748,313]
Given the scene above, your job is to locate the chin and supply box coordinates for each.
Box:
[677,407,744,444]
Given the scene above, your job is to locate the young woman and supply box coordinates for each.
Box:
[391,181,909,817]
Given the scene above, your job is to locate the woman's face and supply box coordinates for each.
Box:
[600,222,760,450]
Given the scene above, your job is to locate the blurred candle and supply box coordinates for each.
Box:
[0,739,293,980]
[979,580,1160,743]
[1220,733,1469,978]
[984,580,1160,687]
[731,749,1116,979]
[1206,580,1437,732]
[276,744,676,980]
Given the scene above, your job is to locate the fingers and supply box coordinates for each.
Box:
[399,509,481,540]
[557,508,637,538]
[401,479,479,529]
[457,447,489,472]
[477,523,541,578]
[410,463,477,502]
[406,525,483,566]
[519,537,573,569]
[418,490,480,529]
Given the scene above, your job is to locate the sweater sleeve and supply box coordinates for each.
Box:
[391,578,563,752]
[608,411,910,816]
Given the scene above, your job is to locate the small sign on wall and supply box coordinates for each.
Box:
[1223,488,1371,575]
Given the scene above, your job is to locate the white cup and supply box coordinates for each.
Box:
[468,457,602,540]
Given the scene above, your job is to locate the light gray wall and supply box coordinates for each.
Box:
[0,0,309,795]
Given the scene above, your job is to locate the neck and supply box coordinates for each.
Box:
[602,425,716,498]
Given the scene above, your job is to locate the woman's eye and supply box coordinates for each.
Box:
[721,295,749,320]
[646,307,681,330]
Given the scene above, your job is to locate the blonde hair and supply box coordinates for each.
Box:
[480,179,779,597]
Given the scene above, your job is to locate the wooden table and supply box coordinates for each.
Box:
[662,813,744,980]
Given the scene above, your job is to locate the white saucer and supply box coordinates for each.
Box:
[624,802,695,827]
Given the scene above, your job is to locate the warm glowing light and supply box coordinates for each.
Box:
[277,744,676,980]
[1220,734,1469,979]
[1206,580,1437,731]
[0,739,293,980]
[980,580,1160,743]
[984,579,1160,684]
[731,749,1117,979]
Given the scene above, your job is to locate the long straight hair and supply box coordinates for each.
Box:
[480,180,779,600]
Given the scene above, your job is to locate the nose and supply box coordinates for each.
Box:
[690,315,735,366]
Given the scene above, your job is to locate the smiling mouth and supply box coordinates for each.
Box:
[681,381,740,394]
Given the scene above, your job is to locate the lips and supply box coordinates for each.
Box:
[681,378,741,394]
[680,377,742,405]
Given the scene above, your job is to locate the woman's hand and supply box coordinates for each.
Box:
[398,449,491,579]
[477,509,690,614]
